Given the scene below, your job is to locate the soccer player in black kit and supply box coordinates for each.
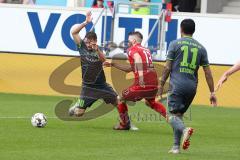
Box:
[68,11,118,117]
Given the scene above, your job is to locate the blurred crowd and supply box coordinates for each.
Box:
[90,0,198,14]
[0,0,198,13]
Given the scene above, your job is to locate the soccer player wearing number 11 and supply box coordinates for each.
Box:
[159,19,217,154]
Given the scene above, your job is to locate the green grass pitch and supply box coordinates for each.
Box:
[0,93,240,160]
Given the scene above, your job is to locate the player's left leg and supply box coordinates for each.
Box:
[145,98,167,118]
[181,94,195,150]
[134,85,167,118]
[168,113,185,154]
[182,127,194,150]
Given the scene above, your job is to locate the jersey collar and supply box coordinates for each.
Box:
[183,35,193,39]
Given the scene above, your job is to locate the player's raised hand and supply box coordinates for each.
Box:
[92,44,99,51]
[85,11,93,23]
[215,74,228,92]
[210,93,217,107]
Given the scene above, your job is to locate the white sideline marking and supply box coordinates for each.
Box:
[0,116,58,119]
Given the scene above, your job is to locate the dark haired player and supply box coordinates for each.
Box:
[159,19,217,153]
[68,11,118,118]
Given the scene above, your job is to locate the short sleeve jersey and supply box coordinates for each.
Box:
[166,36,209,90]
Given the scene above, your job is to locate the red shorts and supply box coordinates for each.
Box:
[122,85,158,102]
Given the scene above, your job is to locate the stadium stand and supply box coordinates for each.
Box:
[206,0,240,14]
[221,0,240,14]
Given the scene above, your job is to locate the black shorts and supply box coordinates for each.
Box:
[78,83,118,109]
[167,89,196,114]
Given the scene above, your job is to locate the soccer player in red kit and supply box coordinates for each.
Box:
[104,31,166,130]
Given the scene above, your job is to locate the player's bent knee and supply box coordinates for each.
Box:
[145,99,155,107]
[169,113,183,119]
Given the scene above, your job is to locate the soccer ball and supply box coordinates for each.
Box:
[31,113,47,128]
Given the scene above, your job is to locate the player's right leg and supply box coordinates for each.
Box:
[113,101,131,130]
[113,86,139,130]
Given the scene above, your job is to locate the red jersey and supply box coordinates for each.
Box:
[127,44,158,86]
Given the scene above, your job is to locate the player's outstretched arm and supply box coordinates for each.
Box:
[203,66,217,107]
[71,11,93,45]
[159,60,172,98]
[103,61,132,72]
[215,60,240,91]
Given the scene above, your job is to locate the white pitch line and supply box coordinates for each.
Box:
[0,116,58,119]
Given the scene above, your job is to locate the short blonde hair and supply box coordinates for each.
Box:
[128,31,143,43]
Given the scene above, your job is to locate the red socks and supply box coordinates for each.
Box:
[117,102,130,126]
[147,99,167,118]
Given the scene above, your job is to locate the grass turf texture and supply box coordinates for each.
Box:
[0,93,240,160]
